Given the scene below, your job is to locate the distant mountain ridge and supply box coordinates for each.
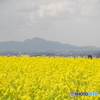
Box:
[0,37,100,52]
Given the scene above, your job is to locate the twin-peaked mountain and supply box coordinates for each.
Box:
[0,37,100,51]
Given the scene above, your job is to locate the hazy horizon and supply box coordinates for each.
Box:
[0,0,100,47]
[0,37,100,48]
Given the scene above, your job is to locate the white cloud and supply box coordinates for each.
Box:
[29,1,76,25]
[81,5,95,16]
[80,0,98,3]
[38,1,76,17]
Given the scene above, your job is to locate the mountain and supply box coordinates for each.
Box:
[0,37,100,52]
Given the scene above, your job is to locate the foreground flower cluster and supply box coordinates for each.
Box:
[0,56,100,100]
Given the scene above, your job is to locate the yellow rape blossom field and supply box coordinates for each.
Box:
[0,56,100,100]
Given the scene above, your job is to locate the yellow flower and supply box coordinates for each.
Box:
[0,56,100,100]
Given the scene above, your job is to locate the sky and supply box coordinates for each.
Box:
[0,0,100,47]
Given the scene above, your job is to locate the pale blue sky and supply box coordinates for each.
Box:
[0,0,100,47]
